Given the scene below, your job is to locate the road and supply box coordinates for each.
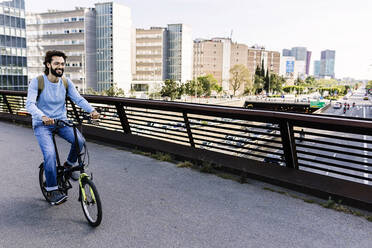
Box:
[297,87,372,184]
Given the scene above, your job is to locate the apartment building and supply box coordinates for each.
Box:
[26,7,96,91]
[247,46,280,77]
[0,0,27,91]
[132,27,167,93]
[193,39,280,93]
[193,39,224,86]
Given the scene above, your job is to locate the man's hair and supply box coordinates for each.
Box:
[43,50,67,75]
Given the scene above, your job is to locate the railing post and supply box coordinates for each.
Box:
[183,111,195,148]
[279,120,298,169]
[115,103,131,134]
[2,94,13,114]
[69,99,82,125]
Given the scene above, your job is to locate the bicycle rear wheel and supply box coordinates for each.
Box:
[80,178,102,227]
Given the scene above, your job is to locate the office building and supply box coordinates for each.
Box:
[306,51,311,75]
[167,24,193,83]
[132,27,167,93]
[282,46,311,78]
[313,60,320,77]
[26,7,96,91]
[0,0,27,91]
[95,2,132,93]
[319,49,335,78]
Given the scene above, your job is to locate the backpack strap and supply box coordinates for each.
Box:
[61,77,69,98]
[36,75,44,101]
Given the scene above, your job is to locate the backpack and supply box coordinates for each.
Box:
[36,75,68,101]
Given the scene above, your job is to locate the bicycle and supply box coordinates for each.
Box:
[38,115,102,227]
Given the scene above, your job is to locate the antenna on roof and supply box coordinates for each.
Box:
[230,29,233,40]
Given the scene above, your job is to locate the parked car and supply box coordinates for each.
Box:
[333,102,342,109]
[264,154,285,166]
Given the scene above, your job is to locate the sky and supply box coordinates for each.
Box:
[27,0,372,80]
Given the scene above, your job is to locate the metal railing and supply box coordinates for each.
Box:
[2,90,372,209]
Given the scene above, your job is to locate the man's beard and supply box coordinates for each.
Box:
[51,67,64,77]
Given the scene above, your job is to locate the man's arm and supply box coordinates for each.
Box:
[66,78,99,119]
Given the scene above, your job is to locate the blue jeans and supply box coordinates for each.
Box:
[34,124,85,191]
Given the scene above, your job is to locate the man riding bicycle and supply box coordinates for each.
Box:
[26,50,99,205]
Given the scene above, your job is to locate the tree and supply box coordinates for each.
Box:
[160,79,179,100]
[102,85,125,97]
[229,64,251,96]
[253,74,265,94]
[305,76,316,85]
[269,74,285,93]
[264,68,270,94]
[260,59,265,77]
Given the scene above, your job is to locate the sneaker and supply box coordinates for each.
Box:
[48,190,68,205]
[64,162,79,181]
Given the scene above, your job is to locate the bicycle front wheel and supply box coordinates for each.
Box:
[39,163,51,203]
[80,178,102,227]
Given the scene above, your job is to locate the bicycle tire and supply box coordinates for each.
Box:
[38,163,51,203]
[80,178,102,227]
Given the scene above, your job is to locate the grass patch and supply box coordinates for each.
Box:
[216,173,237,180]
[177,161,194,168]
[132,150,172,162]
[150,152,172,162]
[199,162,213,173]
[263,187,372,222]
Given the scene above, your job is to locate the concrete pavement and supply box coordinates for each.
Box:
[0,121,372,248]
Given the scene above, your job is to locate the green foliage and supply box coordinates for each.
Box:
[367,80,372,88]
[102,86,125,97]
[229,64,251,96]
[253,74,265,94]
[85,88,100,95]
[184,74,220,97]
[160,79,181,100]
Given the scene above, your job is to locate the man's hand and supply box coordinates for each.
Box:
[42,116,54,125]
[90,110,100,119]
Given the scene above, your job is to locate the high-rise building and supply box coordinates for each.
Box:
[313,60,320,77]
[282,46,310,78]
[132,27,167,93]
[290,47,307,61]
[319,49,335,78]
[280,56,295,78]
[282,49,291,56]
[26,7,96,91]
[306,51,311,75]
[167,24,193,83]
[95,2,132,93]
[0,0,27,91]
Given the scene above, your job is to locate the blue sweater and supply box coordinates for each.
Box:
[26,75,94,127]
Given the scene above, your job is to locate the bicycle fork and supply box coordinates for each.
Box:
[78,173,96,203]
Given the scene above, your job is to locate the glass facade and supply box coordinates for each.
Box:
[96,3,113,92]
[320,50,335,78]
[0,0,27,90]
[167,24,182,81]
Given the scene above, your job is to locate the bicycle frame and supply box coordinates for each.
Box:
[52,120,90,193]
